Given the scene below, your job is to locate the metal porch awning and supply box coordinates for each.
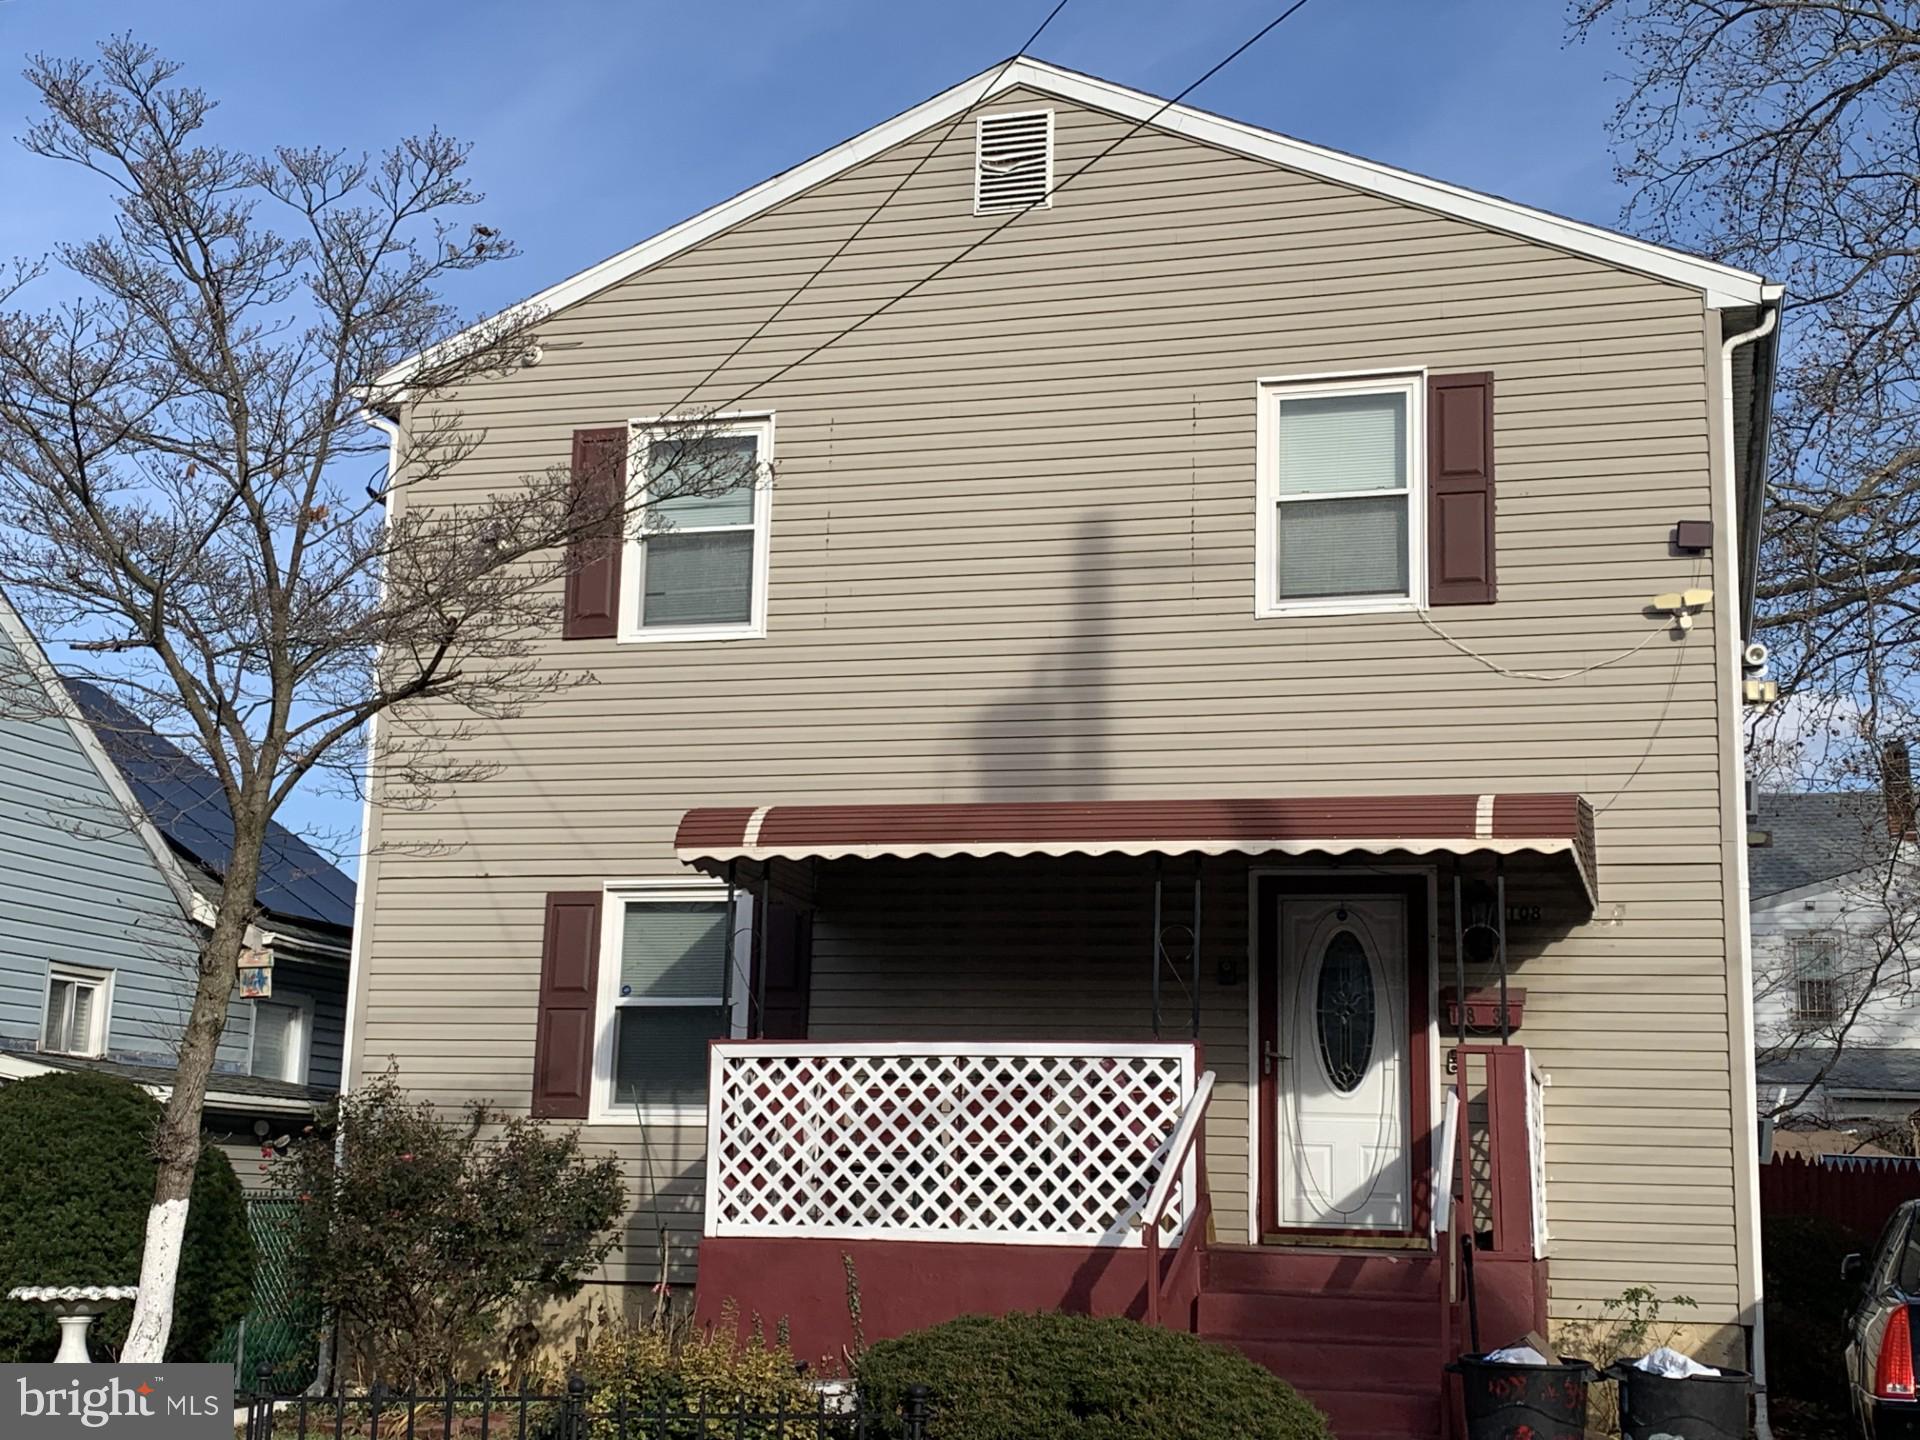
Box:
[675,792,1597,906]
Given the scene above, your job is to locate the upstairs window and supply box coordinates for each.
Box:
[42,964,110,1057]
[1790,934,1840,1026]
[250,997,311,1083]
[1258,374,1423,614]
[595,884,747,1121]
[619,417,771,643]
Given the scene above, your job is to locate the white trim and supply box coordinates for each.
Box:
[376,61,1771,394]
[683,836,1576,864]
[973,108,1054,216]
[40,962,114,1059]
[0,590,202,927]
[1718,306,1781,1371]
[0,1050,320,1115]
[1254,371,1426,619]
[248,993,313,1086]
[616,413,774,645]
[1474,795,1495,839]
[712,1038,1196,1061]
[589,879,749,1124]
[741,806,772,847]
[341,410,400,1093]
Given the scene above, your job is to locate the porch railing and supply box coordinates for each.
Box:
[704,1041,1201,1248]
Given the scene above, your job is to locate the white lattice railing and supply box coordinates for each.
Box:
[704,1041,1200,1248]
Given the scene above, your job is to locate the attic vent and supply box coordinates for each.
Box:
[974,110,1053,215]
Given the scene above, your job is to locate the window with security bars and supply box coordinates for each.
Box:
[628,419,770,639]
[1790,934,1841,1025]
[42,965,109,1056]
[607,890,741,1114]
[1267,376,1418,605]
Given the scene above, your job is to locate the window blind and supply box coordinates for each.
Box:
[1276,391,1407,496]
[619,901,730,998]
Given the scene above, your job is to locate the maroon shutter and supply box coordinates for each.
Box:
[1427,372,1496,606]
[562,427,627,639]
[531,891,601,1118]
[753,901,813,1040]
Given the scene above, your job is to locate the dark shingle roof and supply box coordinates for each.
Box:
[1750,791,1894,899]
[62,680,355,931]
[1758,1045,1920,1095]
[25,1051,332,1107]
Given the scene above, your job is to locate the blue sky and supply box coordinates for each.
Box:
[0,1,1637,868]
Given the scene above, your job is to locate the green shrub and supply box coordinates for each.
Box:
[277,1071,627,1388]
[0,1070,252,1361]
[858,1312,1331,1440]
[1764,1215,1859,1416]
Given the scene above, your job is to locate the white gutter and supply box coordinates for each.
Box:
[340,408,399,1095]
[1720,301,1780,1440]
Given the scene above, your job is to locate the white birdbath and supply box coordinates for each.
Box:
[6,1285,139,1363]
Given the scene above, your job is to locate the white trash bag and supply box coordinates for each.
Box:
[1631,1345,1720,1379]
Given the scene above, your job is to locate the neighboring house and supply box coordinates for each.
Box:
[1751,787,1920,1130]
[348,59,1780,1437]
[0,591,354,1188]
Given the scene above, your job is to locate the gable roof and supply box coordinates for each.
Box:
[63,681,356,933]
[1750,790,1896,900]
[0,589,200,924]
[379,56,1777,393]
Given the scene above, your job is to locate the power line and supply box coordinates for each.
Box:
[710,0,1316,415]
[669,0,1073,416]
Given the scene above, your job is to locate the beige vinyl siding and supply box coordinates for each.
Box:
[355,88,1743,1318]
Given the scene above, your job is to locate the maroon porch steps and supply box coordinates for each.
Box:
[1195,1248,1447,1440]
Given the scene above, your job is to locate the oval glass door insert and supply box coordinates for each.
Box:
[1315,930,1376,1093]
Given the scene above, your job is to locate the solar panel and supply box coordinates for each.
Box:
[63,680,356,931]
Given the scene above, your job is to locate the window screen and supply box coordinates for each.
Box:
[611,897,734,1108]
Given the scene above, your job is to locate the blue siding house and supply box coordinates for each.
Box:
[0,591,354,1186]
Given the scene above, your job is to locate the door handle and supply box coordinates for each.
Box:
[1263,1041,1285,1076]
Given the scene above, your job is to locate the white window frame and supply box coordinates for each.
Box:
[40,963,113,1058]
[590,879,751,1124]
[248,993,313,1084]
[617,412,774,645]
[1254,370,1426,619]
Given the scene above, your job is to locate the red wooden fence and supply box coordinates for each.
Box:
[1761,1154,1920,1240]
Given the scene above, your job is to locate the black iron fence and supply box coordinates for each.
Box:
[238,1379,933,1440]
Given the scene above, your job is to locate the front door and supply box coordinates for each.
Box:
[1274,896,1411,1231]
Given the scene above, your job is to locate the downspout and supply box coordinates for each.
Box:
[314,406,400,1392]
[1719,300,1779,1440]
[339,405,398,1099]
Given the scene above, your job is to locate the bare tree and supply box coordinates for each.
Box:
[1573,0,1920,1092]
[0,38,748,1360]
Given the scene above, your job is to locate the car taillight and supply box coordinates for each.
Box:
[1878,1306,1917,1399]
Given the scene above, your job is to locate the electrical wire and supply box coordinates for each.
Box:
[709,0,1318,416]
[667,0,1074,416]
[1417,611,1675,683]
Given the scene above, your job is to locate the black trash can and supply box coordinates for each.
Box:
[1608,1360,1754,1440]
[1448,1354,1596,1440]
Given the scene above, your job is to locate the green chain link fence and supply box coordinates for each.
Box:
[212,1193,317,1392]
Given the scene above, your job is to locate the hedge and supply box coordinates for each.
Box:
[858,1311,1331,1440]
[0,1070,252,1361]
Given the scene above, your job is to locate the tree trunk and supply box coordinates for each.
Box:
[121,821,266,1362]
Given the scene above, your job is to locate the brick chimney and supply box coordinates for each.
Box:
[1884,740,1915,839]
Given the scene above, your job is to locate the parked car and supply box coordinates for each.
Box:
[1845,1200,1920,1437]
